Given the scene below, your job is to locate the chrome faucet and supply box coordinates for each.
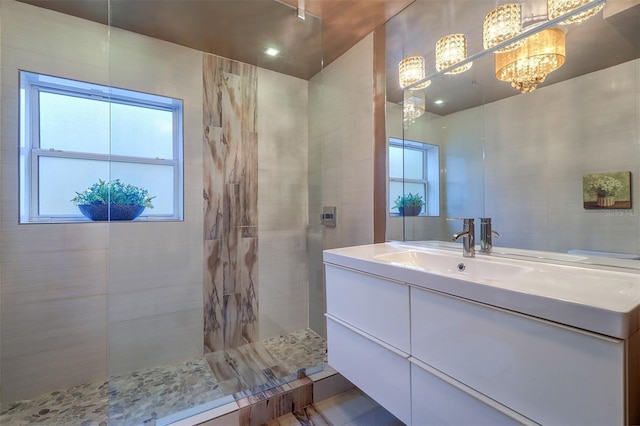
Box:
[479,217,500,254]
[451,218,475,258]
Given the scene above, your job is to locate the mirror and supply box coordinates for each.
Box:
[385,0,640,268]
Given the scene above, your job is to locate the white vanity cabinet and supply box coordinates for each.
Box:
[411,287,627,425]
[325,265,412,424]
[324,246,640,426]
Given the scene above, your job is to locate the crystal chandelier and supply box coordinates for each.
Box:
[398,56,431,90]
[403,90,426,128]
[495,28,566,93]
[547,0,605,25]
[483,4,526,53]
[435,34,472,74]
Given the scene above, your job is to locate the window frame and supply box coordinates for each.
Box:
[387,137,441,217]
[20,71,184,223]
[388,137,431,216]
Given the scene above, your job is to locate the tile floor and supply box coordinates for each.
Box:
[267,388,405,426]
[0,329,326,425]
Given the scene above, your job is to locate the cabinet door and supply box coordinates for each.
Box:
[411,359,533,425]
[325,265,410,353]
[326,317,411,425]
[411,287,625,425]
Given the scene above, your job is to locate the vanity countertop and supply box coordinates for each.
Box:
[323,243,640,339]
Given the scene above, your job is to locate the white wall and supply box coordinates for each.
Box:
[308,34,376,336]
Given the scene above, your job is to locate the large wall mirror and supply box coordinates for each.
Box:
[385,0,640,268]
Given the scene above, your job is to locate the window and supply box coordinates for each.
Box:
[19,71,183,223]
[388,137,440,216]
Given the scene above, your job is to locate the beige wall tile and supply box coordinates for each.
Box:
[1,338,107,402]
[108,308,202,375]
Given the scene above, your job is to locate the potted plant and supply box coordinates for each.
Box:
[393,192,425,216]
[71,179,155,221]
[588,176,623,207]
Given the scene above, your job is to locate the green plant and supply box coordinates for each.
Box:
[393,192,425,210]
[71,179,155,208]
[588,176,623,197]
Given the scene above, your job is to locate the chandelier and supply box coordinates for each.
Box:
[403,90,426,128]
[547,0,605,25]
[483,4,526,53]
[435,34,472,74]
[495,28,566,93]
[398,56,431,90]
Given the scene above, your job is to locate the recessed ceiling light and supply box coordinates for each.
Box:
[434,99,445,105]
[265,48,280,57]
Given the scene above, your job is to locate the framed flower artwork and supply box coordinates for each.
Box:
[583,171,631,209]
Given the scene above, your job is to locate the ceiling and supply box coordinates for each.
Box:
[17,0,413,80]
[14,0,640,115]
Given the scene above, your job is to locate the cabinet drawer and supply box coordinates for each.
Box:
[411,358,532,425]
[411,287,625,425]
[325,265,410,353]
[326,316,410,425]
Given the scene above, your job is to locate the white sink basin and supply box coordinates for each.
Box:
[324,243,640,338]
[374,250,534,283]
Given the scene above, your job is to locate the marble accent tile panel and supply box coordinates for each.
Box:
[203,125,225,241]
[204,239,225,352]
[203,53,259,352]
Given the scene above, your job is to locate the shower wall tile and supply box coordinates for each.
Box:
[0,1,110,403]
[0,0,110,85]
[1,338,107,403]
[306,35,375,337]
[0,248,107,305]
[107,23,204,374]
[203,54,259,351]
[1,295,106,359]
[257,67,309,340]
[107,243,203,294]
[108,282,202,323]
[1,0,205,401]
[108,308,203,375]
[315,34,375,252]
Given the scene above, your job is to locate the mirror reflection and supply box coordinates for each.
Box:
[385,0,640,268]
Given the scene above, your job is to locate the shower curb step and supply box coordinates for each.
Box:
[171,368,353,426]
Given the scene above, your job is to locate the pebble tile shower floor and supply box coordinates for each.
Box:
[0,329,326,425]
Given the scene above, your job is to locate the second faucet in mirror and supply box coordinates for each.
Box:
[480,217,500,254]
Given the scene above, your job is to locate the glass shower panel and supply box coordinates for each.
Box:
[106,0,324,424]
[0,1,111,424]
